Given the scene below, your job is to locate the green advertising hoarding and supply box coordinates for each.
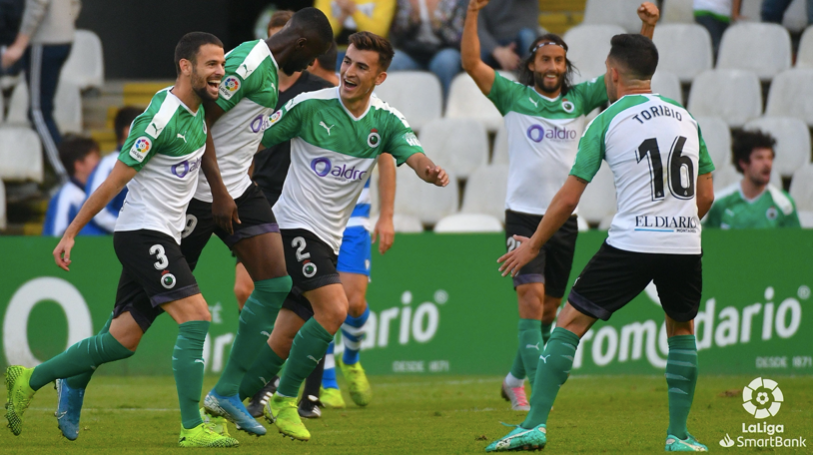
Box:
[1,230,811,377]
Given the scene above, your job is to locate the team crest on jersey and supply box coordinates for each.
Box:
[562,98,575,113]
[367,129,381,148]
[219,76,241,100]
[302,262,318,278]
[129,136,152,162]
[766,207,778,220]
[160,271,177,289]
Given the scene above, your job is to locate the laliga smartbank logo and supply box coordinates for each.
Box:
[718,377,806,449]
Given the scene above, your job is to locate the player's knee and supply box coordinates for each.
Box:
[234,281,253,307]
[347,296,366,317]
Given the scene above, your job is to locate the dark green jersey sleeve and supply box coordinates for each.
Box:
[385,115,424,166]
[570,75,608,112]
[118,113,165,172]
[697,126,715,175]
[703,201,723,228]
[569,115,607,182]
[486,72,524,116]
[261,98,307,148]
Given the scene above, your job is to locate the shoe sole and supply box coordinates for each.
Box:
[54,380,78,441]
[203,395,266,437]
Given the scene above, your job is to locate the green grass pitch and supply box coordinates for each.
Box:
[3,375,811,454]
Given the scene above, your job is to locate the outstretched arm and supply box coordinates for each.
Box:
[405,153,449,187]
[638,2,660,40]
[373,154,396,254]
[461,0,496,95]
[201,101,240,235]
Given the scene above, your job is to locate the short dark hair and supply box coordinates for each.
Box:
[608,34,658,80]
[348,32,394,71]
[59,135,99,177]
[114,106,143,143]
[316,41,338,71]
[267,10,294,34]
[289,7,333,46]
[518,33,577,95]
[174,32,223,76]
[732,130,776,173]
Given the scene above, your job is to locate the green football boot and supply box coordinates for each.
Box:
[665,434,708,452]
[5,366,35,436]
[264,394,311,441]
[485,423,547,452]
[340,361,372,406]
[319,386,345,409]
[200,407,231,438]
[178,423,239,448]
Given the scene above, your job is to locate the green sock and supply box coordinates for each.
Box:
[523,327,580,429]
[542,322,553,345]
[29,328,134,391]
[518,318,543,384]
[665,335,698,440]
[173,321,210,430]
[238,342,287,401]
[214,276,291,396]
[276,318,333,398]
[509,350,526,380]
[66,313,114,390]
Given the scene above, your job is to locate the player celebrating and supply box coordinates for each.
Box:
[235,32,447,442]
[462,0,659,411]
[490,34,714,452]
[4,33,239,448]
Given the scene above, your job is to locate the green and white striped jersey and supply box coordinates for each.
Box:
[262,88,424,253]
[194,39,279,202]
[570,93,715,255]
[117,88,207,242]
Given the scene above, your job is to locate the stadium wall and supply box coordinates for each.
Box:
[1,231,811,376]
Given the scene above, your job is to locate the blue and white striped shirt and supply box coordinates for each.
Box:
[346,177,371,231]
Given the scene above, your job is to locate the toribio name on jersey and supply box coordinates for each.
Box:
[526,124,578,143]
[632,104,683,124]
[310,157,369,181]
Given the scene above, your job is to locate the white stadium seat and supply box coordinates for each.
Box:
[445,73,503,132]
[392,214,424,233]
[695,116,731,171]
[563,24,626,83]
[461,164,508,220]
[798,211,813,228]
[651,71,683,104]
[492,124,508,165]
[577,215,589,231]
[60,29,105,90]
[0,126,44,182]
[419,118,488,179]
[7,80,29,125]
[373,71,441,131]
[7,79,84,133]
[740,0,807,31]
[0,180,6,230]
[598,214,614,230]
[583,0,647,33]
[577,161,616,224]
[662,0,694,23]
[797,26,813,68]
[717,23,792,81]
[434,213,503,233]
[652,24,713,83]
[713,164,782,191]
[790,164,813,212]
[394,166,458,225]
[687,69,762,128]
[0,91,4,123]
[743,117,812,178]
[765,69,813,127]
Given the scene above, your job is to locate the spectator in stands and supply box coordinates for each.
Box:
[316,0,396,71]
[694,0,743,59]
[761,0,813,27]
[42,135,100,237]
[1,0,80,184]
[705,130,800,229]
[476,0,538,71]
[83,106,141,234]
[388,0,467,98]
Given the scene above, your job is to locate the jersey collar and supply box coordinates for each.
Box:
[336,86,371,121]
[167,88,199,116]
[531,87,560,102]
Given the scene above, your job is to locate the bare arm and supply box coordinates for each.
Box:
[201,101,240,234]
[373,154,396,254]
[53,161,136,271]
[696,173,714,219]
[637,2,660,40]
[405,153,449,187]
[461,0,496,95]
[498,176,587,277]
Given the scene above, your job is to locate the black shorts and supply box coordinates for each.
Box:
[181,184,279,270]
[505,210,578,297]
[279,228,342,321]
[112,230,201,332]
[568,241,703,323]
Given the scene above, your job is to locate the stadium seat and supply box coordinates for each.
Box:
[798,211,813,228]
[740,0,807,32]
[373,71,441,131]
[6,80,29,125]
[577,215,589,232]
[695,116,731,171]
[419,118,488,179]
[765,69,813,127]
[651,71,682,104]
[743,117,811,178]
[652,24,713,83]
[492,124,509,165]
[392,214,424,233]
[445,73,503,132]
[0,91,4,123]
[598,214,614,230]
[713,164,782,190]
[577,161,616,224]
[790,164,813,212]
[0,180,6,230]
[394,165,458,225]
[563,24,626,83]
[461,164,508,220]
[717,23,792,81]
[583,0,647,33]
[687,69,762,128]
[797,26,813,68]
[0,126,44,182]
[7,79,84,133]
[60,29,105,90]
[434,213,503,233]
[662,0,694,23]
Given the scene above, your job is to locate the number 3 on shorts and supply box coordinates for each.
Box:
[150,244,169,270]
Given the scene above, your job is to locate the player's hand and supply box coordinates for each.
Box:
[426,165,449,187]
[637,2,660,26]
[212,193,240,235]
[493,44,520,71]
[497,235,538,277]
[1,44,24,69]
[468,0,490,13]
[53,235,75,271]
[373,216,395,254]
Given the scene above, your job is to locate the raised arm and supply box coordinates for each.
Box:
[461,0,496,95]
[405,153,449,187]
[373,153,396,254]
[637,2,660,40]
[201,101,240,235]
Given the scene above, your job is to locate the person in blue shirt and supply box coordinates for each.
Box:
[84,106,143,233]
[42,136,101,236]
